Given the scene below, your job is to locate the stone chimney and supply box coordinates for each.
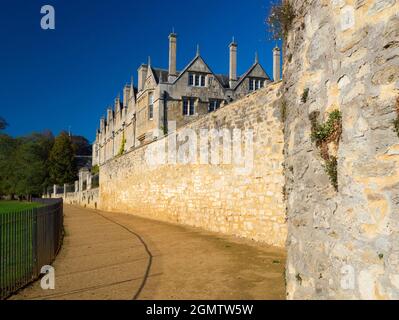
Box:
[138,64,148,92]
[168,33,177,82]
[123,85,130,108]
[229,39,237,88]
[114,95,121,114]
[100,117,105,132]
[273,46,281,82]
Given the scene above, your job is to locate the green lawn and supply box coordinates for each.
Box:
[0,200,42,214]
[0,201,40,298]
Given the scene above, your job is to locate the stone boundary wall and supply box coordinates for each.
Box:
[284,0,399,299]
[99,84,287,247]
[63,188,99,209]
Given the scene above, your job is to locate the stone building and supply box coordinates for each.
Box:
[92,33,281,166]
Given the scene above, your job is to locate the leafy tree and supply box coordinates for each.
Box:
[0,131,55,199]
[0,133,18,197]
[48,131,77,185]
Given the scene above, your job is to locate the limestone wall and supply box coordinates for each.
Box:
[99,84,287,247]
[63,188,99,209]
[284,0,399,299]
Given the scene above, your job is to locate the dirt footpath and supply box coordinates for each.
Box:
[11,205,286,300]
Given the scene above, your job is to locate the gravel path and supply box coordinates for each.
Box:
[11,204,286,300]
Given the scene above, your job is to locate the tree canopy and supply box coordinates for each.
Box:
[0,130,91,199]
[48,131,78,185]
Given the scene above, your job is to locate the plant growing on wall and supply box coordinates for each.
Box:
[117,131,126,156]
[266,0,295,40]
[310,110,342,191]
[91,164,99,175]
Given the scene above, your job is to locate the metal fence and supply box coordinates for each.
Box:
[0,198,63,300]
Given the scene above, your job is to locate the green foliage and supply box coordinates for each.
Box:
[91,164,99,175]
[310,110,342,191]
[117,131,126,156]
[311,110,342,143]
[266,0,295,40]
[324,156,338,191]
[48,132,77,185]
[118,131,126,156]
[301,88,309,103]
[0,132,55,198]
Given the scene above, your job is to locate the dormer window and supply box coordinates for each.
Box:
[249,78,264,91]
[182,97,195,116]
[189,73,206,87]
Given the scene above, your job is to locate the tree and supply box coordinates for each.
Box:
[48,132,77,185]
[0,117,8,130]
[0,131,55,199]
[0,133,18,197]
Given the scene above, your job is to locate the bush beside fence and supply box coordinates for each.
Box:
[0,198,63,299]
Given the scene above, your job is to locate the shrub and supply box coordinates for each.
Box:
[311,110,342,144]
[266,0,295,40]
[324,156,338,191]
[310,110,342,191]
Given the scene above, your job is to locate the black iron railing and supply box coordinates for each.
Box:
[0,198,63,300]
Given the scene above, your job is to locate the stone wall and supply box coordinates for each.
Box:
[99,83,287,247]
[284,0,399,299]
[63,188,99,209]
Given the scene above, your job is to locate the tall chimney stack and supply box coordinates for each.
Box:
[168,32,177,82]
[273,46,281,82]
[137,64,148,92]
[229,39,238,88]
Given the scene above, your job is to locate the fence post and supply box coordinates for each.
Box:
[53,184,57,198]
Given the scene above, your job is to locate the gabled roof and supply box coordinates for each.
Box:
[151,68,181,83]
[233,62,271,90]
[171,54,227,89]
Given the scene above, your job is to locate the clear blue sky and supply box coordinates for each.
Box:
[0,0,279,142]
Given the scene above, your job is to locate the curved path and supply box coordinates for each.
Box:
[12,205,286,300]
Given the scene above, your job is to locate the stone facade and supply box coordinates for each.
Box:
[283,0,399,299]
[99,83,287,247]
[92,34,274,166]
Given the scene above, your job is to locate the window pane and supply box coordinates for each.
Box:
[189,98,195,115]
[189,74,194,86]
[195,74,199,86]
[201,75,205,86]
[249,79,254,91]
[183,99,188,115]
